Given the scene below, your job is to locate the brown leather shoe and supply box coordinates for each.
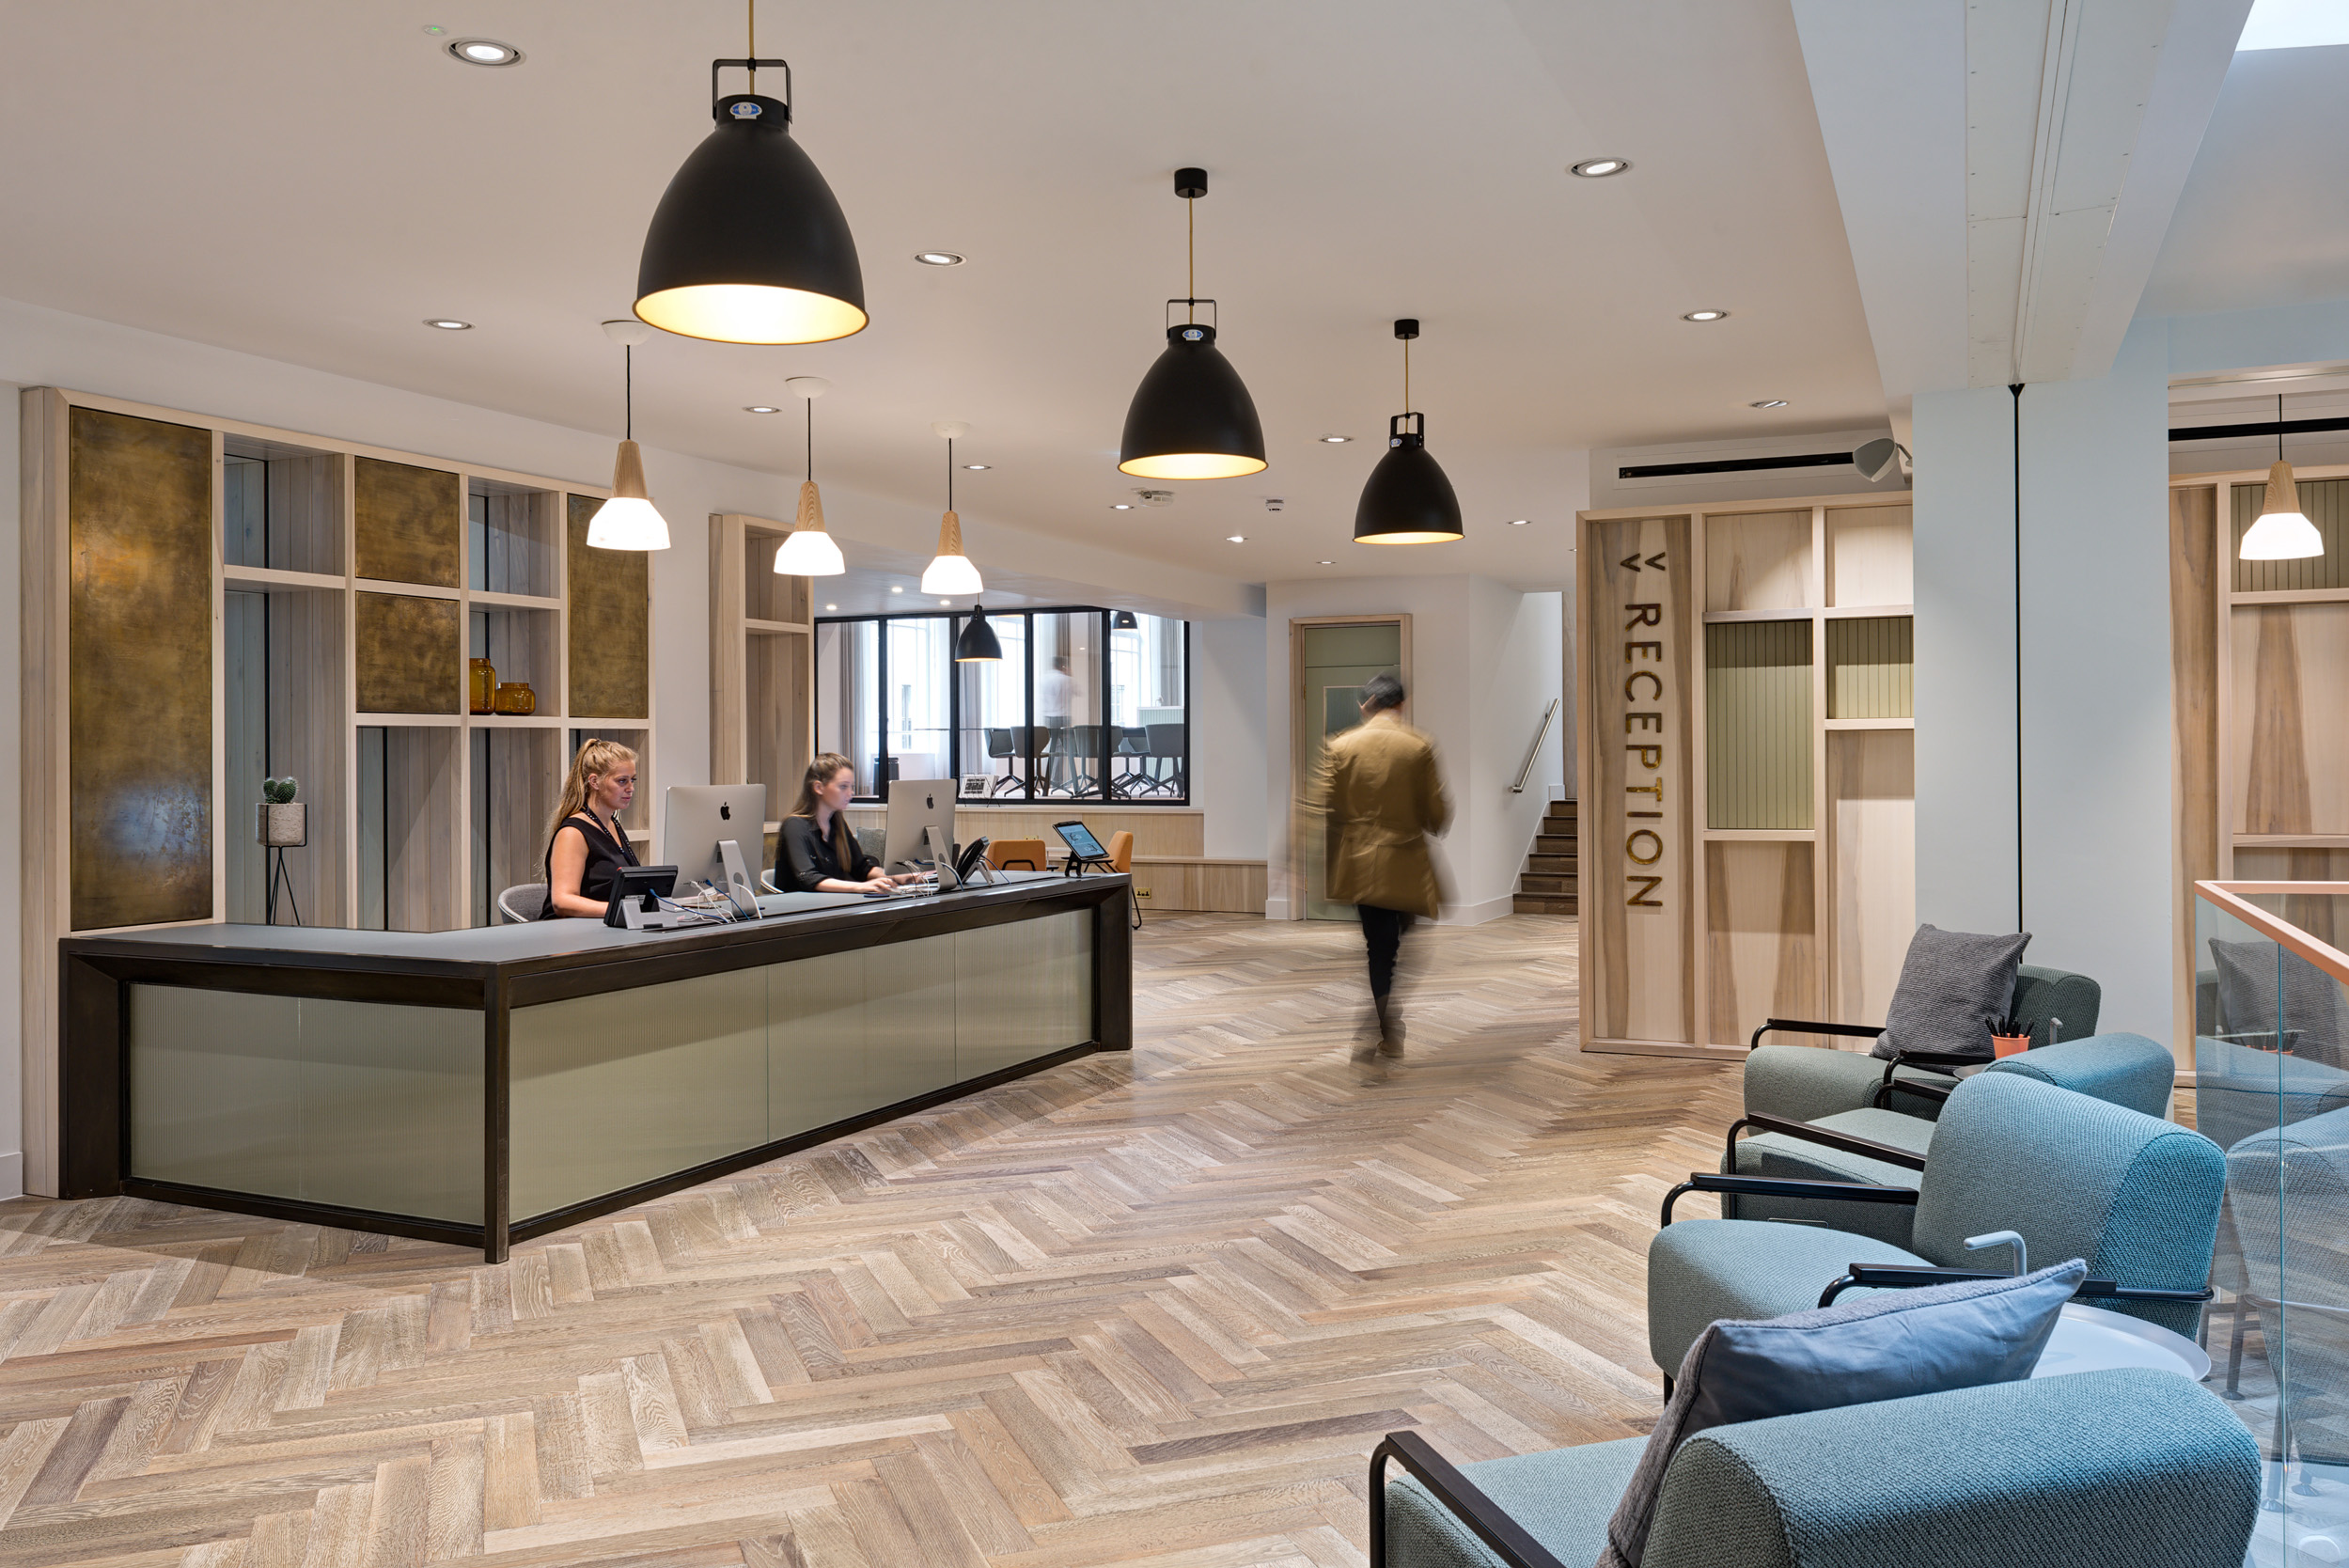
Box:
[1374,996,1402,1058]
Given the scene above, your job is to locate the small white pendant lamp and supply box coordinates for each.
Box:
[587,321,673,550]
[920,420,983,596]
[2241,393,2324,561]
[774,376,845,576]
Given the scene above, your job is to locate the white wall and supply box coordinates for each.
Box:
[0,294,1257,1199]
[1190,618,1268,860]
[1261,574,1561,924]
[1912,322,2172,1038]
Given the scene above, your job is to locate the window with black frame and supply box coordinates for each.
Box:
[814,607,1189,804]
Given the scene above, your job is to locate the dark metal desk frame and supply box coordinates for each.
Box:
[57,875,1131,1262]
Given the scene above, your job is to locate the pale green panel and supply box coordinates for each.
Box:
[2233,478,2349,593]
[1705,620,1813,830]
[510,966,768,1220]
[954,911,1094,1081]
[1826,616,1914,719]
[1301,623,1402,668]
[865,933,957,1105]
[296,996,482,1222]
[770,948,872,1139]
[129,985,304,1200]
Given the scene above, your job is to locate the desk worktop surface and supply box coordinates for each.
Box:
[62,870,1120,971]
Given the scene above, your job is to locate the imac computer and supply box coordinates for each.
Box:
[663,784,768,902]
[882,779,957,873]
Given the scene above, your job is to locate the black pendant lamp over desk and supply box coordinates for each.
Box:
[1119,168,1267,480]
[955,604,1003,663]
[1354,319,1464,544]
[633,1,866,344]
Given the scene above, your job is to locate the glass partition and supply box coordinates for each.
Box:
[885,617,954,786]
[2194,879,2349,1564]
[814,619,881,795]
[1109,613,1187,799]
[955,610,1030,796]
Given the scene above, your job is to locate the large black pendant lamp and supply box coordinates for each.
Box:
[1118,168,1267,480]
[633,1,866,345]
[955,604,1003,662]
[1354,319,1464,544]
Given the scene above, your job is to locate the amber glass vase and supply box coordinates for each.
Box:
[493,681,536,716]
[468,658,496,714]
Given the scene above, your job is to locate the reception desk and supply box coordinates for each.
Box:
[57,872,1129,1260]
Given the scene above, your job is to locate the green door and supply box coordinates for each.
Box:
[1300,622,1403,920]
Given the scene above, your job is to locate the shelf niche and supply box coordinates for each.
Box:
[710,513,814,838]
[357,725,463,933]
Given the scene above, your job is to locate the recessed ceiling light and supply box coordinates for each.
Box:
[744,404,781,414]
[890,585,902,593]
[1111,503,1133,510]
[1570,158,1631,178]
[447,38,523,66]
[1318,559,1334,565]
[824,604,837,611]
[1319,434,1352,444]
[962,463,990,470]
[1749,399,1789,409]
[914,252,966,266]
[423,319,473,330]
[421,25,446,36]
[1509,518,1530,526]
[938,599,951,605]
[1683,309,1730,322]
[1226,535,1246,543]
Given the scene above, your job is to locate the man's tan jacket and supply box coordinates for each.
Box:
[1317,711,1451,918]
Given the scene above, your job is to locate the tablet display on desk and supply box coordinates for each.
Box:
[1053,821,1109,861]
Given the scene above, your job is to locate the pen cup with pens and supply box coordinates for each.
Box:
[1989,1013,2032,1058]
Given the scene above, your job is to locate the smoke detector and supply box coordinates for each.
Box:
[1133,489,1174,508]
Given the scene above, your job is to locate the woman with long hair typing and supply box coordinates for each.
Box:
[541,738,642,917]
[778,753,899,894]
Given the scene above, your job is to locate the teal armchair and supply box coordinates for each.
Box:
[1744,963,2103,1126]
[1374,1369,2260,1568]
[1723,1033,2180,1248]
[1651,1072,2222,1376]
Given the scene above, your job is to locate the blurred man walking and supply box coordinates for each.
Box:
[1320,672,1450,1057]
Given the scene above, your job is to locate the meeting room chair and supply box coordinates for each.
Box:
[495,884,547,924]
[1145,721,1187,795]
[983,727,1026,795]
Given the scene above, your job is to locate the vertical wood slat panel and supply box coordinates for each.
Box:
[1704,619,1811,830]
[2233,477,2349,593]
[68,406,215,930]
[1825,616,1914,719]
[2170,486,2219,1060]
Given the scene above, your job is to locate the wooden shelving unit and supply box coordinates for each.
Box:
[1577,492,1916,1058]
[19,385,652,1196]
[709,512,814,841]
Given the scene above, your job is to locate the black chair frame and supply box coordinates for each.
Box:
[1367,1430,1569,1568]
[1747,1017,1993,1113]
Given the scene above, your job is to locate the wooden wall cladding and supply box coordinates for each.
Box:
[2169,486,2219,1051]
[2228,602,2349,835]
[567,494,650,719]
[1584,513,1696,1045]
[1826,616,1914,719]
[1705,839,1817,1047]
[2232,478,2346,593]
[1826,729,1915,1026]
[1705,619,1811,829]
[1705,510,1811,611]
[353,457,460,588]
[67,406,215,930]
[1826,505,1913,606]
[355,592,461,714]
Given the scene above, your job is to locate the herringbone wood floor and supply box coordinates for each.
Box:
[0,913,1741,1567]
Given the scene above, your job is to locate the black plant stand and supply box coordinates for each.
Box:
[263,848,303,927]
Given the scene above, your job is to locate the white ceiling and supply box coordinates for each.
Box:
[2140,43,2349,318]
[0,1,1891,588]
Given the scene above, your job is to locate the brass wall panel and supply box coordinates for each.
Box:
[354,457,460,588]
[567,493,650,718]
[69,406,214,931]
[356,592,461,713]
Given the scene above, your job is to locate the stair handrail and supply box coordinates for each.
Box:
[1509,698,1560,794]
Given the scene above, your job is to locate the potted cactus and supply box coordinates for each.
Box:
[258,776,306,848]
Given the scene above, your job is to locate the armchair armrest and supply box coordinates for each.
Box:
[1662,1171,1922,1227]
[1816,1264,2216,1309]
[1369,1430,1569,1568]
[1748,1017,1884,1051]
[1724,1112,1930,1178]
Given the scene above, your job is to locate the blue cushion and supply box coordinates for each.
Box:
[1601,1262,2081,1567]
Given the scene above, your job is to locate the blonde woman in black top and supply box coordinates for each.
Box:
[541,738,642,917]
[778,752,899,894]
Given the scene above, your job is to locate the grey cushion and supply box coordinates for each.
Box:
[1872,924,2031,1061]
[1601,1262,2082,1568]
[2210,936,2349,1070]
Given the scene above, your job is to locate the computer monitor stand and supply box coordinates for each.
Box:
[922,823,960,889]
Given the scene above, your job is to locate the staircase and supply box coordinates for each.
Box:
[1513,798,1578,915]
